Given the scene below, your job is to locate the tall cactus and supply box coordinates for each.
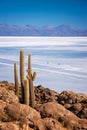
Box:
[27,54,37,108]
[14,50,37,107]
[24,78,29,105]
[20,50,25,103]
[14,63,19,97]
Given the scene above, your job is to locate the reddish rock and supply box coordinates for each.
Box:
[0,87,19,103]
[5,102,46,130]
[43,118,68,130]
[38,102,87,130]
[35,85,59,104]
[5,102,40,120]
[0,82,87,130]
[0,122,19,130]
[0,100,7,122]
[58,91,87,119]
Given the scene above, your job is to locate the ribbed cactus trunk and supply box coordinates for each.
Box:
[28,54,35,108]
[20,50,25,103]
[24,79,29,105]
[14,63,19,97]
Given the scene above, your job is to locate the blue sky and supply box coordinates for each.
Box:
[0,0,87,29]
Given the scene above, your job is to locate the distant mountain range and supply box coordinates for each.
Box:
[0,24,87,36]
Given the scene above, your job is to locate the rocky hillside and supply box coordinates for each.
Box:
[0,81,87,130]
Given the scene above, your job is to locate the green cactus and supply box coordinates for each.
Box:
[20,50,25,103]
[24,78,29,105]
[14,63,19,97]
[27,54,37,108]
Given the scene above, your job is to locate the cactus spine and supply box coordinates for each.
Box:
[14,63,19,97]
[20,50,25,103]
[24,79,29,105]
[27,54,36,108]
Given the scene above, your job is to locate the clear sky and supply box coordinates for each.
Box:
[0,0,87,29]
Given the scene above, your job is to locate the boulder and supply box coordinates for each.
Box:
[5,102,40,120]
[0,87,19,103]
[0,100,7,121]
[43,118,68,130]
[58,91,87,119]
[38,102,87,130]
[35,85,59,104]
[0,122,19,130]
[5,102,46,130]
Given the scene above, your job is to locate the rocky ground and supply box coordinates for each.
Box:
[0,81,87,130]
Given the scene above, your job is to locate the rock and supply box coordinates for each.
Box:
[0,100,7,122]
[43,118,68,130]
[0,82,87,130]
[5,102,46,130]
[58,91,87,119]
[38,102,87,130]
[28,119,46,130]
[0,87,19,103]
[70,103,82,115]
[64,103,72,109]
[0,81,8,86]
[0,122,19,130]
[0,81,15,90]
[58,91,76,104]
[5,102,41,121]
[35,85,59,104]
[79,107,87,119]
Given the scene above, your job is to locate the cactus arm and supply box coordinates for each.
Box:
[32,72,37,81]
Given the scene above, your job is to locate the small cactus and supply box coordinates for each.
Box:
[14,63,19,97]
[20,50,25,103]
[24,78,29,105]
